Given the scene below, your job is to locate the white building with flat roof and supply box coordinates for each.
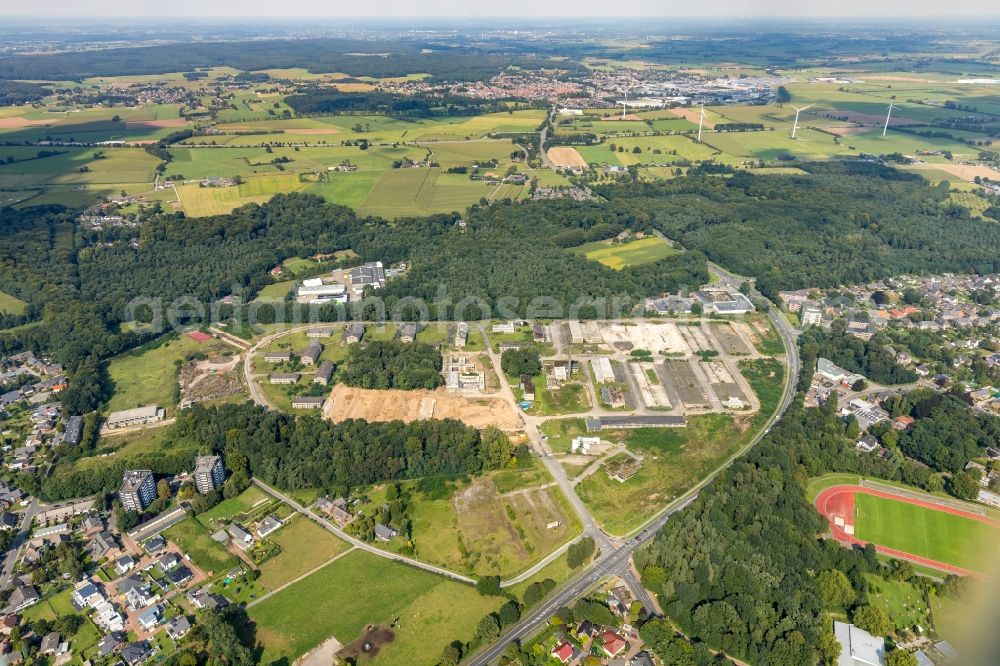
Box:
[106,405,163,430]
[834,621,885,666]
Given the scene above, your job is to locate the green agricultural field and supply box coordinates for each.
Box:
[854,493,1000,572]
[604,135,719,164]
[163,516,239,576]
[105,334,228,412]
[305,171,382,209]
[356,168,490,218]
[176,183,270,216]
[257,517,351,591]
[568,236,678,269]
[250,549,502,665]
[0,290,27,315]
[238,173,309,197]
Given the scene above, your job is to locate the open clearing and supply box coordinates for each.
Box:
[257,517,351,591]
[105,333,231,413]
[250,549,501,666]
[323,384,520,430]
[569,236,678,269]
[547,146,588,168]
[0,290,27,316]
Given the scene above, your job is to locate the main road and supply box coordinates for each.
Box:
[468,265,802,664]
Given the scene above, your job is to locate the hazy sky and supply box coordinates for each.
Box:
[6,0,1000,18]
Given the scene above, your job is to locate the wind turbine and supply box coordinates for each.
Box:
[790,104,813,139]
[621,102,628,120]
[883,103,895,136]
[697,104,705,143]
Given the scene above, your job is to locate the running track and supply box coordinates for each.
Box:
[814,485,1000,578]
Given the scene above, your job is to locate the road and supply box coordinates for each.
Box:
[0,499,41,590]
[468,264,802,664]
[468,496,696,666]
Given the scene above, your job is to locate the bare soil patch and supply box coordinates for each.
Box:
[669,107,715,128]
[547,146,588,168]
[0,117,52,129]
[338,625,395,661]
[324,384,521,430]
[910,162,1000,183]
[125,118,189,128]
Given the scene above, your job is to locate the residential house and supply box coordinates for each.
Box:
[374,523,398,542]
[228,524,254,549]
[0,514,17,531]
[121,641,152,666]
[263,351,292,364]
[115,554,136,576]
[551,641,575,664]
[600,629,627,658]
[166,616,191,641]
[166,565,193,586]
[7,585,40,612]
[398,323,417,343]
[856,435,880,453]
[313,360,334,385]
[71,580,105,609]
[256,515,282,538]
[136,606,161,631]
[158,552,181,572]
[291,396,324,409]
[269,373,300,385]
[80,514,104,536]
[143,535,166,555]
[520,375,535,401]
[39,632,60,655]
[88,531,118,560]
[96,632,125,658]
[343,323,365,345]
[300,341,321,365]
[186,588,228,611]
[93,600,125,632]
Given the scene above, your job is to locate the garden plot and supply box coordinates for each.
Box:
[661,359,712,409]
[708,322,752,355]
[677,324,712,353]
[599,321,688,355]
[631,362,672,410]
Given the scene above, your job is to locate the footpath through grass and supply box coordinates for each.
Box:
[250,549,501,665]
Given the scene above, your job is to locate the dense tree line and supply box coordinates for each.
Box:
[0,38,566,83]
[286,90,527,117]
[0,80,50,105]
[171,403,517,496]
[338,340,443,390]
[595,162,1000,299]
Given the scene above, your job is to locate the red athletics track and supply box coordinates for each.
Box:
[814,485,1000,578]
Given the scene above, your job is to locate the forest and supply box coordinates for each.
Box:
[0,38,566,82]
[337,340,444,390]
[798,321,918,388]
[595,162,1000,299]
[32,403,520,501]
[285,90,534,117]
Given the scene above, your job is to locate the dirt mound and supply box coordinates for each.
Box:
[338,625,395,660]
[324,384,521,431]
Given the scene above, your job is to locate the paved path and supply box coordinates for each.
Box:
[247,546,357,608]
[252,478,476,584]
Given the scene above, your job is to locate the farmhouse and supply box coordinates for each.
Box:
[105,405,164,430]
[263,351,292,363]
[291,396,325,409]
[269,373,299,384]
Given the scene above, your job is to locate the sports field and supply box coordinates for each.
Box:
[854,492,998,572]
[815,485,1000,575]
[569,236,678,269]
